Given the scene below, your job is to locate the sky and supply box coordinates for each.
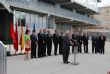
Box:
[98,0,110,7]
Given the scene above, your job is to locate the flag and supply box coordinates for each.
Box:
[15,22,18,51]
[9,21,18,50]
[20,22,25,50]
[26,23,28,30]
[33,23,35,30]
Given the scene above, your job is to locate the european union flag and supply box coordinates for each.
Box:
[33,23,35,30]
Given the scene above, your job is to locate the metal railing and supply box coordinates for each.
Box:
[73,0,98,12]
[4,0,100,25]
[0,41,7,74]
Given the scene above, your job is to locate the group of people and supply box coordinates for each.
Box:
[24,29,63,61]
[91,33,106,54]
[24,29,106,64]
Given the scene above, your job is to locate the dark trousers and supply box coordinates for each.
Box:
[42,44,46,56]
[38,44,43,58]
[102,46,105,54]
[72,46,74,53]
[84,44,88,53]
[92,44,96,53]
[59,44,63,54]
[31,45,36,58]
[95,44,99,54]
[78,44,82,53]
[54,43,58,55]
[100,45,105,54]
[63,50,70,63]
[47,43,52,56]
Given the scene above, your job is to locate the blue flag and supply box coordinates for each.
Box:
[33,23,35,30]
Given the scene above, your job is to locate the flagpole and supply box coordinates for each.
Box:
[9,44,11,56]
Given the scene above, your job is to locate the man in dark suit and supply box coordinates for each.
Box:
[53,30,59,55]
[30,30,37,59]
[62,31,73,64]
[72,32,78,53]
[95,35,100,54]
[77,33,83,53]
[59,32,63,55]
[42,29,47,57]
[92,33,97,54]
[47,30,52,56]
[38,29,43,58]
[100,34,106,54]
[83,33,89,53]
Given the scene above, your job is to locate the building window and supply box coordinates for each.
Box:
[15,11,26,27]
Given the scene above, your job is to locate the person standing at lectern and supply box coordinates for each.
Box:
[62,31,73,64]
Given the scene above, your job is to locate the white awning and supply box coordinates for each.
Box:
[0,0,11,13]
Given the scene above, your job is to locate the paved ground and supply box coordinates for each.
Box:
[7,41,110,74]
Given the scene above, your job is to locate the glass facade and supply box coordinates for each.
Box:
[15,11,26,27]
[14,10,47,31]
[57,23,72,33]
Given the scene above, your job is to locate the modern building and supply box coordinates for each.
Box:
[92,6,110,30]
[0,0,100,43]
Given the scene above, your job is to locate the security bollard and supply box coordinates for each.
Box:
[0,41,7,74]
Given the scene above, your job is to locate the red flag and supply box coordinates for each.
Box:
[15,22,18,51]
[9,21,18,51]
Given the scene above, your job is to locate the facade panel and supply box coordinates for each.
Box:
[3,0,100,25]
[0,0,100,34]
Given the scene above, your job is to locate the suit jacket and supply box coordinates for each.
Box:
[83,35,89,45]
[59,35,63,45]
[103,36,106,45]
[72,34,78,40]
[92,36,97,45]
[99,36,106,46]
[47,34,52,45]
[42,33,47,44]
[62,35,72,54]
[53,33,59,44]
[38,33,43,45]
[77,35,83,44]
[30,34,37,46]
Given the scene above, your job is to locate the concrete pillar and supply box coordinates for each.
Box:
[47,16,56,29]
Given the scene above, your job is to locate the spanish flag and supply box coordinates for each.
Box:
[20,21,25,51]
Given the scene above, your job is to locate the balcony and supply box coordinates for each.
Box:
[71,0,98,13]
[3,0,100,25]
[61,0,98,14]
[49,0,71,3]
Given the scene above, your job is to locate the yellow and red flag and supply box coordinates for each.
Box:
[20,22,25,51]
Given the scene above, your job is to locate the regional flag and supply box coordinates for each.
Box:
[20,22,25,50]
[15,22,18,51]
[9,21,18,51]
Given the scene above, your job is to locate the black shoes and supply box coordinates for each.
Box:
[54,54,58,56]
[63,61,70,64]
